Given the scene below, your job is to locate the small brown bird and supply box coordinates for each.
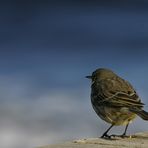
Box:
[86,68,148,138]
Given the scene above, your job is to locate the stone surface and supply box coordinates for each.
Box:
[38,132,148,148]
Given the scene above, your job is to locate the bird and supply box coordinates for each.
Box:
[86,68,148,138]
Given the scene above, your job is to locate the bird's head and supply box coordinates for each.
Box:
[86,68,116,81]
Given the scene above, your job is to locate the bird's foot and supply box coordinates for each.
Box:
[101,133,130,139]
[101,133,112,139]
[110,134,129,139]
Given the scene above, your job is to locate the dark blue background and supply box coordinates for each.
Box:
[1,1,148,148]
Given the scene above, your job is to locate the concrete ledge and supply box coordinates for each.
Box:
[38,132,148,148]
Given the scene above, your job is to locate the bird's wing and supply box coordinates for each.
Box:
[94,77,144,108]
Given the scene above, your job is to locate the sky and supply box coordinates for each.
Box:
[1,1,148,148]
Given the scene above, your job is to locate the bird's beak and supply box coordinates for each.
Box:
[85,75,92,79]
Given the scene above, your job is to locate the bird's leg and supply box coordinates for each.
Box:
[110,123,129,138]
[122,123,129,137]
[101,124,114,138]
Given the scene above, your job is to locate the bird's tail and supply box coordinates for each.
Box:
[130,108,148,120]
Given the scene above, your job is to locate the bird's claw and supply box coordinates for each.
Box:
[101,134,129,139]
[110,134,129,138]
[101,134,111,139]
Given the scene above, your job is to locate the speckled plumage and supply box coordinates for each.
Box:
[87,68,148,138]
